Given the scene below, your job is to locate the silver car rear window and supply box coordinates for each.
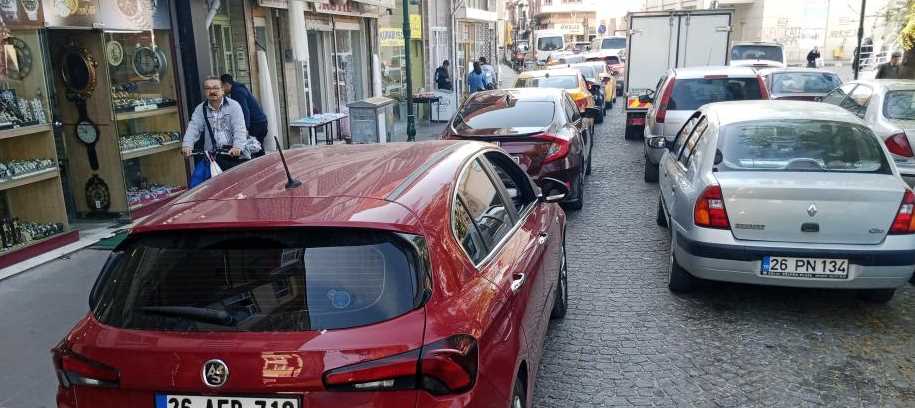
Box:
[717,120,890,174]
[669,78,764,111]
[771,72,841,94]
[884,90,915,120]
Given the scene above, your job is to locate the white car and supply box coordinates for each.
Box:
[821,79,915,187]
[642,66,768,182]
[653,100,915,302]
[729,41,786,69]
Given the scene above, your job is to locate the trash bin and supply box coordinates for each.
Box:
[347,96,396,144]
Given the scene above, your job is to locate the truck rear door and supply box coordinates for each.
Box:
[625,14,676,110]
[677,12,732,67]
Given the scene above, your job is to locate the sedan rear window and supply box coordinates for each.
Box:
[718,120,890,174]
[669,78,764,111]
[884,90,915,120]
[92,229,426,332]
[771,72,841,94]
[455,101,555,130]
[515,75,579,89]
[601,38,626,49]
[731,45,783,62]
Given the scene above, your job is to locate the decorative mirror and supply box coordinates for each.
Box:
[60,45,98,101]
[132,45,166,80]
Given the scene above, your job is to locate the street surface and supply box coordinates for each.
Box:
[0,102,913,407]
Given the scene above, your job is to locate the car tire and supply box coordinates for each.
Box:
[562,172,584,211]
[857,289,895,303]
[644,159,659,182]
[668,234,696,293]
[511,376,525,408]
[550,238,568,319]
[657,196,668,228]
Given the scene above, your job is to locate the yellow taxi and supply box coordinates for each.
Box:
[514,68,596,114]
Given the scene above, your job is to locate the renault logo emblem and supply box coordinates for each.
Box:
[807,204,818,217]
[202,359,229,388]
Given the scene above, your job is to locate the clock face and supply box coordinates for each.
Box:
[133,46,160,79]
[106,41,124,67]
[76,121,98,144]
[3,37,32,81]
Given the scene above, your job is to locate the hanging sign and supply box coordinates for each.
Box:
[410,14,421,39]
[380,28,402,47]
[558,23,583,35]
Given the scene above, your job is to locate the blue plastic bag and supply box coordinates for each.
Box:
[190,157,211,188]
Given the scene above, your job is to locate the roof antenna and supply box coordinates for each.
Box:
[274,135,302,189]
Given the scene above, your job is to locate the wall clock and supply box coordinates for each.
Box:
[3,37,32,81]
[106,41,124,67]
[132,44,166,79]
[75,115,100,170]
[85,174,111,213]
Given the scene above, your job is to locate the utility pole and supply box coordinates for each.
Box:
[854,0,866,79]
[402,0,416,141]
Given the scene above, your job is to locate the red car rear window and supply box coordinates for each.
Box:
[91,229,426,331]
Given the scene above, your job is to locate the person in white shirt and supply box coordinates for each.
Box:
[479,57,496,89]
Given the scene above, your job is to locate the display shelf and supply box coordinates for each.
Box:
[0,230,79,270]
[120,141,181,160]
[115,106,178,121]
[0,168,59,192]
[128,188,186,220]
[0,124,52,141]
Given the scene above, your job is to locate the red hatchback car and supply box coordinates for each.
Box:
[443,88,599,210]
[53,141,570,408]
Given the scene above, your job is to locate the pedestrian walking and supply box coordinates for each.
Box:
[435,60,453,90]
[876,51,903,79]
[806,47,820,68]
[467,62,487,93]
[182,76,259,179]
[480,57,496,90]
[221,74,269,158]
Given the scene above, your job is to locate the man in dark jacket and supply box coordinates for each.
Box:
[435,60,452,90]
[221,74,268,157]
[876,51,902,79]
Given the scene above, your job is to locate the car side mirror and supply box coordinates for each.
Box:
[537,177,569,203]
[648,136,672,151]
[639,94,653,104]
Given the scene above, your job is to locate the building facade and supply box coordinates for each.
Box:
[529,0,600,43]
[643,0,904,65]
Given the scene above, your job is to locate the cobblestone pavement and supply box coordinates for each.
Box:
[532,103,915,407]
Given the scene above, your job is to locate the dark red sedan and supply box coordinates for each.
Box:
[53,141,569,408]
[443,88,599,210]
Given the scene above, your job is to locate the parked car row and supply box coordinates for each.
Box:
[632,62,915,302]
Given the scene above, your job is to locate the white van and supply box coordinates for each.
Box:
[590,36,627,60]
[533,29,566,65]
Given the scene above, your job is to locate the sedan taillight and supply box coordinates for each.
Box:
[694,185,731,229]
[890,190,915,234]
[323,335,478,395]
[535,133,572,164]
[52,342,119,388]
[885,133,914,157]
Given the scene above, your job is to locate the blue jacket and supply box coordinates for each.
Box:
[228,82,268,128]
[467,71,487,93]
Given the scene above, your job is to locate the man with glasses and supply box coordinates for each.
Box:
[181,76,247,167]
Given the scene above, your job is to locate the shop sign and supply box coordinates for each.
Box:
[379,28,402,47]
[96,0,171,30]
[41,0,99,27]
[410,14,421,39]
[312,0,382,17]
[558,23,583,35]
[0,0,45,27]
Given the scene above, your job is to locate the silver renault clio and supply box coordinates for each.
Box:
[652,100,915,302]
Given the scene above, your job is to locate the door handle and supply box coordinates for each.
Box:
[538,232,549,244]
[511,273,527,293]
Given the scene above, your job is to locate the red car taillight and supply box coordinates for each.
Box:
[655,78,676,123]
[52,343,119,388]
[890,190,915,234]
[535,133,571,164]
[885,133,914,157]
[323,335,478,395]
[694,185,730,229]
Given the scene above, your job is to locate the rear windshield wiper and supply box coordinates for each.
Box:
[139,306,236,326]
